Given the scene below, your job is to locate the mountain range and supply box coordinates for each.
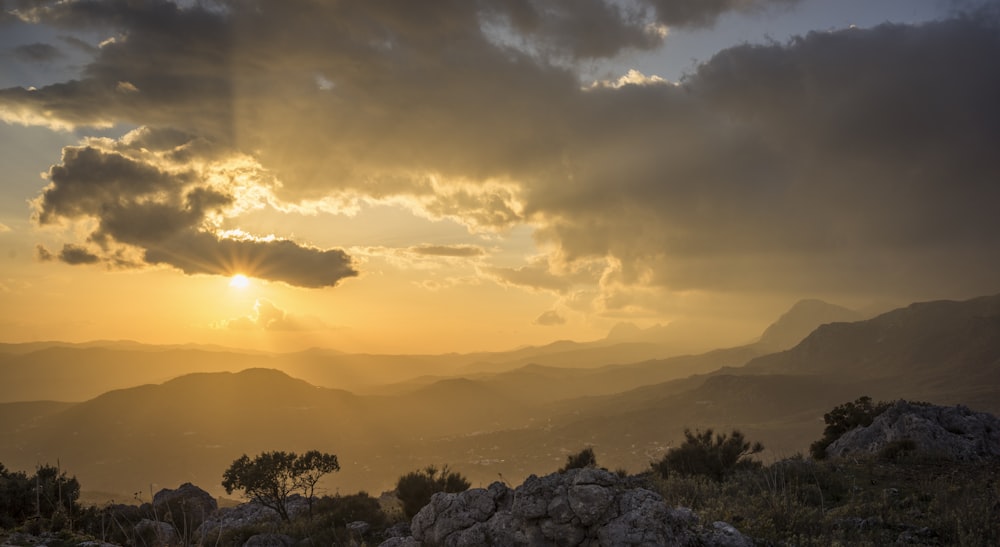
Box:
[1,295,997,499]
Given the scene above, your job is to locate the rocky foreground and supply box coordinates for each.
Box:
[381,467,750,547]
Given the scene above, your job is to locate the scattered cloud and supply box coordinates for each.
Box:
[35,244,53,261]
[0,223,11,233]
[222,299,324,332]
[534,310,567,326]
[57,243,100,265]
[408,244,486,258]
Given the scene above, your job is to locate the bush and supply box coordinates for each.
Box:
[0,462,80,528]
[651,428,763,481]
[809,396,892,459]
[559,447,598,473]
[395,465,470,518]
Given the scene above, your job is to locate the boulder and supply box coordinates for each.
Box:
[826,401,1000,460]
[385,468,750,546]
[152,482,217,532]
[196,502,283,541]
[243,533,296,547]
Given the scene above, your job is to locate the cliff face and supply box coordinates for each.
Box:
[826,400,1000,460]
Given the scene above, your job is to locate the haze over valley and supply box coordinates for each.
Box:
[2,294,997,500]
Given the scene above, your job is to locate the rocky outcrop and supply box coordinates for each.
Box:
[380,468,751,546]
[826,400,1000,460]
[153,482,218,532]
[195,495,311,542]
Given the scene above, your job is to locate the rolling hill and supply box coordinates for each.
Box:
[1,294,996,500]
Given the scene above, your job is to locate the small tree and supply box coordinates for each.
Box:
[652,428,763,481]
[293,450,341,518]
[559,447,598,473]
[395,465,470,518]
[222,450,339,522]
[810,396,891,459]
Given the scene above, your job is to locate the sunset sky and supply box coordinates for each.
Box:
[1,0,998,354]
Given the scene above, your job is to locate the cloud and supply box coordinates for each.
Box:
[533,310,567,326]
[646,0,801,28]
[408,244,486,258]
[0,223,10,233]
[223,299,323,332]
[31,128,357,288]
[4,2,1000,304]
[58,243,100,264]
[35,244,53,261]
[11,42,63,62]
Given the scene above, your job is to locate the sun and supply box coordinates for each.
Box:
[229,274,250,288]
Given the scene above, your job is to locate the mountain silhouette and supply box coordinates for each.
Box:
[756,299,863,350]
[1,294,998,499]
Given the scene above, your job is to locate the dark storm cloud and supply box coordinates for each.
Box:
[11,42,62,62]
[5,1,1000,300]
[529,15,1000,297]
[33,132,357,288]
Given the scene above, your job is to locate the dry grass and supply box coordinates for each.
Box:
[652,455,1000,546]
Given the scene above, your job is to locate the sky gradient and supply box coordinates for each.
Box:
[1,0,998,353]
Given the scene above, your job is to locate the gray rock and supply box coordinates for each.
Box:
[152,482,217,532]
[826,401,1000,460]
[381,468,750,547]
[704,521,754,547]
[242,533,296,547]
[347,520,370,535]
[379,538,422,547]
[195,502,282,541]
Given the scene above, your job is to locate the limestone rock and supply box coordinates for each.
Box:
[383,468,750,546]
[826,400,1000,460]
[242,533,296,547]
[152,482,218,531]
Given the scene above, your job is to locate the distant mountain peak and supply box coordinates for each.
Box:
[758,298,862,351]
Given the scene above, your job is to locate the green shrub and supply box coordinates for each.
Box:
[558,447,597,473]
[395,465,470,518]
[651,428,763,481]
[810,396,891,459]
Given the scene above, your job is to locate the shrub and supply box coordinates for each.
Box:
[651,428,763,481]
[559,447,598,473]
[810,396,891,459]
[395,465,471,518]
[0,462,80,528]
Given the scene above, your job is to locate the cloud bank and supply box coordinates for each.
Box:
[3,0,999,304]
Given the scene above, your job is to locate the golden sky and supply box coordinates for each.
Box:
[1,0,998,353]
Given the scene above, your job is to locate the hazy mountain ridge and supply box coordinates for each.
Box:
[0,297,847,404]
[2,294,998,499]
